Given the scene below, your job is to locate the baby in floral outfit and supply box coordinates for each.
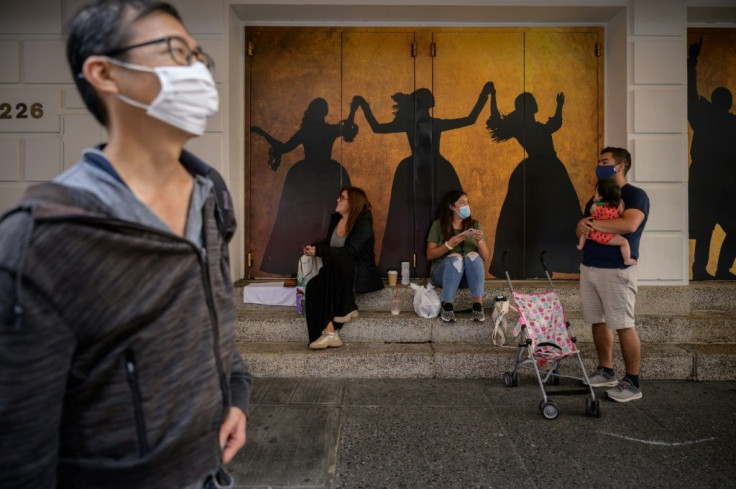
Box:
[577,179,637,265]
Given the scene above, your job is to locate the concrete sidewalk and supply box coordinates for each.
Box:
[227,378,735,489]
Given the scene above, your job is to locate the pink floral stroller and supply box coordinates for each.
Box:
[499,251,601,420]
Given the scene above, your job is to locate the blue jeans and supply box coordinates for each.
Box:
[432,252,485,304]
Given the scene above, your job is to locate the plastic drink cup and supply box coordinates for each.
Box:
[388,270,398,286]
[401,261,410,285]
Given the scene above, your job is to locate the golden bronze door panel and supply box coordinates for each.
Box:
[341,31,416,272]
[248,28,343,277]
[245,27,603,279]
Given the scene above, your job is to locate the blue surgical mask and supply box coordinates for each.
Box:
[458,205,471,219]
[596,164,617,180]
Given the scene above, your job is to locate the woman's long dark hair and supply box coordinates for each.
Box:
[439,190,473,241]
[486,92,536,143]
[343,186,372,235]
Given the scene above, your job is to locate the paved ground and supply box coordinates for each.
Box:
[227,378,736,489]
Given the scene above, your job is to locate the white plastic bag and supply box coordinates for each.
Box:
[297,255,322,288]
[409,283,441,318]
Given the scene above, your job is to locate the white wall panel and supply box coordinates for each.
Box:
[0,184,29,214]
[63,88,86,110]
[23,40,71,84]
[631,135,687,182]
[62,114,106,170]
[636,183,685,232]
[0,137,21,181]
[633,0,685,37]
[638,233,686,281]
[633,87,685,133]
[24,136,62,181]
[0,41,21,83]
[633,39,685,84]
[185,134,224,173]
[63,0,90,24]
[200,39,225,84]
[171,0,224,34]
[0,0,62,34]
[205,85,224,132]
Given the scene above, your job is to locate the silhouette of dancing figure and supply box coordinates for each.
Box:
[353,83,493,276]
[688,39,736,280]
[486,87,582,279]
[251,98,358,275]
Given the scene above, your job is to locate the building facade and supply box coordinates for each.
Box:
[1,0,735,284]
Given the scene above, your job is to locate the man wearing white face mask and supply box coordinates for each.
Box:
[0,1,250,488]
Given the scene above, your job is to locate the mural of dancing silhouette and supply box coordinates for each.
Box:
[251,98,357,275]
[353,83,493,276]
[688,39,736,280]
[486,86,582,279]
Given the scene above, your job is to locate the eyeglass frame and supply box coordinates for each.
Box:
[103,35,215,72]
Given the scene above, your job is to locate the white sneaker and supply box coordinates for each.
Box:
[309,330,344,349]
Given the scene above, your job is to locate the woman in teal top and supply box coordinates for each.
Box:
[426,190,490,322]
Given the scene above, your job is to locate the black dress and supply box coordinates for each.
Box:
[305,211,383,343]
[488,117,582,279]
[260,123,352,275]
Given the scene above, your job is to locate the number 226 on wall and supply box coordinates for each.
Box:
[0,102,44,119]
[0,89,60,132]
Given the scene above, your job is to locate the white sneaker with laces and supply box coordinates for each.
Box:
[308,329,343,349]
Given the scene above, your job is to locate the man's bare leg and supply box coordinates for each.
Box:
[593,322,614,368]
[618,327,641,376]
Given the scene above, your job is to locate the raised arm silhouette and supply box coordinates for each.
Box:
[251,98,358,275]
[486,87,582,278]
[354,83,492,275]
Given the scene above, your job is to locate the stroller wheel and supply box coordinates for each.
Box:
[541,401,559,420]
[585,396,602,418]
[503,371,518,387]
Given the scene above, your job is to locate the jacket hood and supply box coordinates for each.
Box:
[1,183,116,330]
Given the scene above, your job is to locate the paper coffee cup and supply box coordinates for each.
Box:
[387,270,398,286]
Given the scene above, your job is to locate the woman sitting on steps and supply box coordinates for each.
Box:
[426,190,490,322]
[302,187,383,349]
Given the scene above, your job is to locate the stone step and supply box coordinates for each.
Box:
[236,309,736,345]
[235,280,736,315]
[236,341,736,381]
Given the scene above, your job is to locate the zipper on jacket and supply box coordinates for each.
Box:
[43,215,233,412]
[124,348,150,457]
[199,246,231,408]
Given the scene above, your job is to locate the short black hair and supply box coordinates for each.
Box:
[601,146,632,175]
[66,0,182,126]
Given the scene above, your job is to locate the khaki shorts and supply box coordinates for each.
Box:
[580,264,638,330]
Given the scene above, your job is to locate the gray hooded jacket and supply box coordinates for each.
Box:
[0,155,250,488]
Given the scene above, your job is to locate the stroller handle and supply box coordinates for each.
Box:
[540,250,555,289]
[501,250,514,291]
[501,250,554,290]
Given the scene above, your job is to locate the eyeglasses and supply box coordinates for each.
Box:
[105,35,215,72]
[337,195,348,202]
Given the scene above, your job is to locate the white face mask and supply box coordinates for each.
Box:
[103,57,219,136]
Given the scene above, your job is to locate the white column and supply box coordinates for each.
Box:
[628,0,689,284]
